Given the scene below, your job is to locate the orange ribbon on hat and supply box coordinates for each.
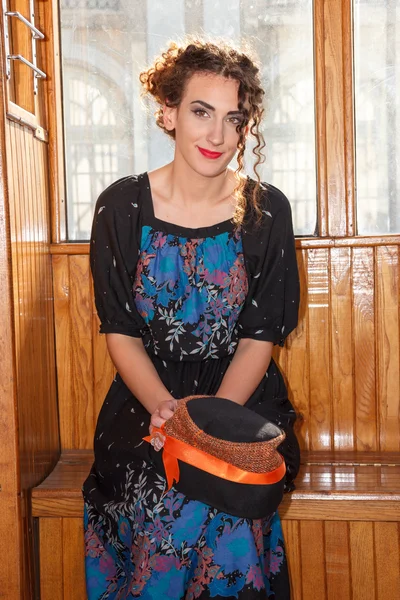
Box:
[143,425,286,491]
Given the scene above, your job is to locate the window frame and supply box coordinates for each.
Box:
[47,0,400,246]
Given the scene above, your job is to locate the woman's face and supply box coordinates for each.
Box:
[163,72,247,177]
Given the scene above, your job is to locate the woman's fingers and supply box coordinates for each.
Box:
[149,399,178,433]
[158,403,175,420]
[150,412,165,429]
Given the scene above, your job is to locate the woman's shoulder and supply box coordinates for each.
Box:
[245,177,292,225]
[259,180,292,216]
[94,174,144,215]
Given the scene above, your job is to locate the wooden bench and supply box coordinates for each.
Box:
[31,450,400,600]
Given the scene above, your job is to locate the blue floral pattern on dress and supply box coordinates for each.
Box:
[133,226,248,360]
[84,461,287,599]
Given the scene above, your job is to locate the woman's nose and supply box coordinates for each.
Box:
[206,121,224,147]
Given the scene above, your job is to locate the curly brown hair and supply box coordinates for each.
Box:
[139,37,266,224]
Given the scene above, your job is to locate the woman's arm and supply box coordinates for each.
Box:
[215,338,273,405]
[106,333,174,415]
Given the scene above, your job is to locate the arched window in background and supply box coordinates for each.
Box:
[59,0,316,240]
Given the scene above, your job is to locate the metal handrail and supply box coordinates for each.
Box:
[3,1,47,94]
[8,54,46,79]
[5,11,45,39]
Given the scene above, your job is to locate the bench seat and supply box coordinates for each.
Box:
[31,449,400,521]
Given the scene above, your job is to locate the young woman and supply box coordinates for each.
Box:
[83,38,300,599]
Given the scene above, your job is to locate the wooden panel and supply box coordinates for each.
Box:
[331,247,354,449]
[374,522,400,600]
[39,517,87,600]
[52,254,73,446]
[51,240,400,455]
[35,516,400,600]
[39,518,63,600]
[353,247,377,450]
[0,79,21,600]
[70,256,93,448]
[300,521,326,599]
[281,520,302,600]
[6,121,60,480]
[314,0,328,237]
[350,522,376,600]
[314,0,354,237]
[376,247,400,451]
[4,116,60,597]
[37,0,67,241]
[280,249,310,450]
[308,248,332,450]
[342,0,356,237]
[92,288,115,424]
[325,521,351,599]
[62,518,87,600]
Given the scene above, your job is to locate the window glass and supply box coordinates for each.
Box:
[354,0,400,234]
[60,0,316,239]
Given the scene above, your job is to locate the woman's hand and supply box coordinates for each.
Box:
[150,399,178,433]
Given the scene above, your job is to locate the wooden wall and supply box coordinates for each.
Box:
[34,514,400,600]
[1,120,60,598]
[51,239,400,454]
[1,0,399,598]
[0,1,60,597]
[283,519,400,600]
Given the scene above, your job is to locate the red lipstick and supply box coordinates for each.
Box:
[198,147,223,159]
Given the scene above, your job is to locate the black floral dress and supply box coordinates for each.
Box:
[82,172,300,599]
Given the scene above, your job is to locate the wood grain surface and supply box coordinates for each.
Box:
[3,110,59,598]
[51,241,400,455]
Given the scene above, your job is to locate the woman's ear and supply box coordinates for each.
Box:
[163,102,177,132]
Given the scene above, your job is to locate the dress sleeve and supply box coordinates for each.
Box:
[238,184,300,346]
[90,175,146,337]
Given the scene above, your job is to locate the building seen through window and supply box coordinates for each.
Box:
[60,0,317,240]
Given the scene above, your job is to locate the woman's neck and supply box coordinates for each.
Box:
[147,161,240,227]
[162,160,236,208]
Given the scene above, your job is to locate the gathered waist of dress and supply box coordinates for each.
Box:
[145,347,234,364]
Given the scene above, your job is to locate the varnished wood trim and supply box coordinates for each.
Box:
[332,236,400,247]
[0,42,22,599]
[374,523,400,599]
[49,235,400,256]
[62,518,86,598]
[324,521,351,598]
[39,519,63,600]
[314,0,329,237]
[51,243,90,255]
[376,247,400,452]
[37,0,67,243]
[314,0,356,237]
[32,451,400,521]
[6,103,48,141]
[299,521,326,598]
[281,499,400,522]
[32,495,400,521]
[342,0,356,236]
[349,523,376,599]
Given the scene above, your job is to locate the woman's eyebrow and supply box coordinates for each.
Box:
[190,100,244,116]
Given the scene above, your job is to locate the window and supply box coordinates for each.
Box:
[59,0,316,240]
[354,0,400,234]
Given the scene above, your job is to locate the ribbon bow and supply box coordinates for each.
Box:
[143,424,286,491]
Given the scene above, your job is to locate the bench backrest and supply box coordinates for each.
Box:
[53,243,400,453]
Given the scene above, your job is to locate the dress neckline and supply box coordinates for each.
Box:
[139,171,236,238]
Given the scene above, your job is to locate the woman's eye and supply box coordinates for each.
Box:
[193,109,209,118]
[228,116,243,125]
